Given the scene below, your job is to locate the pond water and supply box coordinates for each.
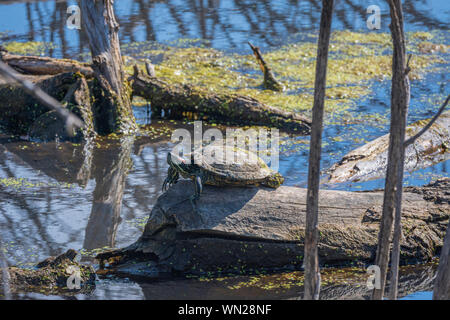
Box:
[0,0,449,300]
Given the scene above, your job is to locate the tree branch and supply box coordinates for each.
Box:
[404,94,449,147]
[0,60,84,136]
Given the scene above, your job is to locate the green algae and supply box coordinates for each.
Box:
[122,30,446,123]
[3,41,56,56]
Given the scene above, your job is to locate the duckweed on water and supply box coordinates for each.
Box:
[121,30,446,122]
[3,41,56,56]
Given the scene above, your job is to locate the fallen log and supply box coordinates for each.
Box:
[1,52,311,134]
[0,249,96,295]
[0,51,93,77]
[0,72,95,140]
[96,178,449,277]
[325,111,450,184]
[129,66,311,133]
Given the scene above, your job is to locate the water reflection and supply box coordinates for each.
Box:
[83,137,134,250]
[0,134,172,267]
[0,0,447,58]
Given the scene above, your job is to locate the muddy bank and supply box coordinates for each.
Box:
[97,179,450,277]
[0,249,95,296]
[325,111,449,183]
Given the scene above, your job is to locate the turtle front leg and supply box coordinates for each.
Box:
[162,167,179,191]
[189,175,205,222]
[189,175,203,205]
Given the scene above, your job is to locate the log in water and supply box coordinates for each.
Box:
[97,179,450,277]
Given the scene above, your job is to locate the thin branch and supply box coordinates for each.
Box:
[404,94,450,147]
[0,60,84,136]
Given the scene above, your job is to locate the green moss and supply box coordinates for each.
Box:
[4,41,56,56]
[123,31,445,122]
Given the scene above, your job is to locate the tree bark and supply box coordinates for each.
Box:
[373,0,410,300]
[80,0,137,135]
[433,221,450,300]
[304,0,334,300]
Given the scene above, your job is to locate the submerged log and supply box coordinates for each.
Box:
[0,249,96,295]
[325,111,450,184]
[130,66,311,133]
[0,72,95,140]
[96,179,449,277]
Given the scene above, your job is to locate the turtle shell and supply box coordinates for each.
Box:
[190,143,275,184]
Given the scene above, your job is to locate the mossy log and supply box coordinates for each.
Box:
[0,249,96,295]
[130,66,311,133]
[325,110,450,183]
[0,72,95,139]
[1,53,311,134]
[96,179,449,278]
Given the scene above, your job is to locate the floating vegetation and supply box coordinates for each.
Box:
[0,177,74,190]
[3,41,56,56]
[120,30,446,138]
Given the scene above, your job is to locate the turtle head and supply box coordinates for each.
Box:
[167,152,194,178]
[264,172,284,188]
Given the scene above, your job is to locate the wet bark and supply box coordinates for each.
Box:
[80,0,137,135]
[304,0,334,301]
[0,72,94,139]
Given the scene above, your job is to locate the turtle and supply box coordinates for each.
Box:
[162,143,284,206]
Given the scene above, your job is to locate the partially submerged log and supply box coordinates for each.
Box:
[96,179,449,277]
[1,52,311,134]
[0,249,96,295]
[130,66,311,133]
[325,111,450,184]
[0,72,95,140]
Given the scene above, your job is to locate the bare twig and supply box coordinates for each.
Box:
[404,95,450,147]
[248,41,283,91]
[0,60,84,136]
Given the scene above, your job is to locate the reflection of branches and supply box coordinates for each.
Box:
[83,137,135,250]
[14,0,448,59]
[0,158,60,256]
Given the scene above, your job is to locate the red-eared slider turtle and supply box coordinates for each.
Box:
[162,143,284,205]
